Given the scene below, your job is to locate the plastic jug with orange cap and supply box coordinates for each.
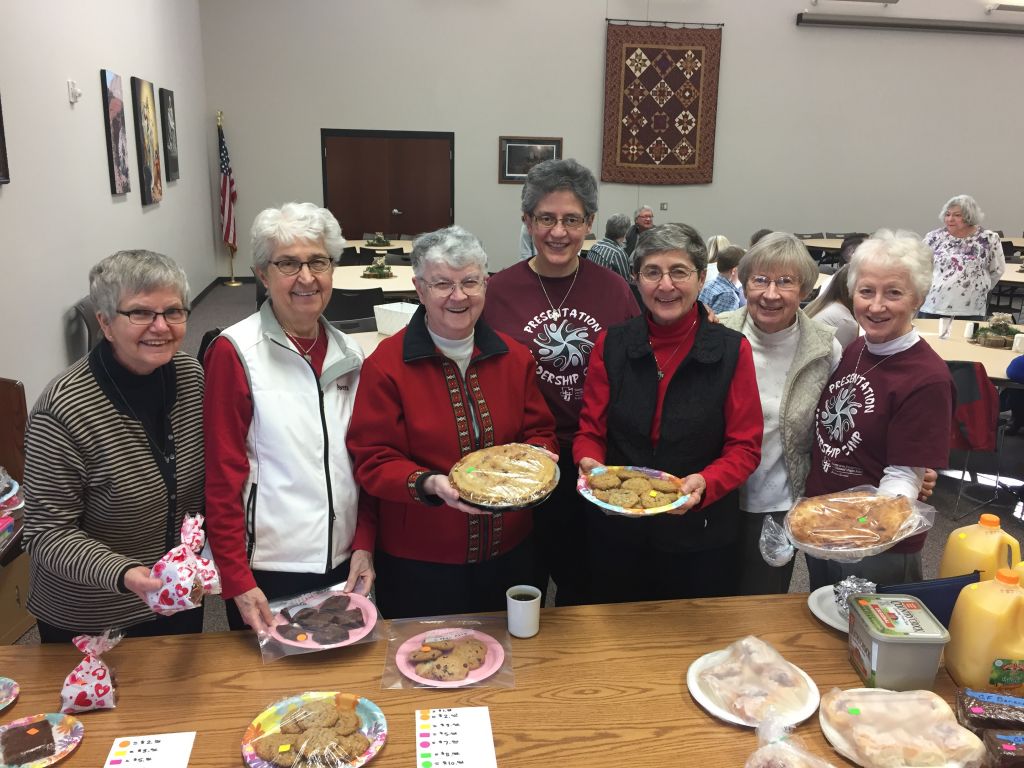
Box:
[945,568,1024,693]
[938,513,1020,582]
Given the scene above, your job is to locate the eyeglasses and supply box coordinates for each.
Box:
[270,256,334,276]
[531,214,588,231]
[423,277,486,297]
[637,265,698,284]
[117,308,190,325]
[747,275,800,293]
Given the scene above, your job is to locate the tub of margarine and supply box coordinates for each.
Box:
[847,593,949,690]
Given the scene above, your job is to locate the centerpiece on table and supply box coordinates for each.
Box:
[361,254,393,279]
[971,312,1020,348]
[364,232,391,247]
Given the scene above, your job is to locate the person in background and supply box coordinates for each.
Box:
[347,226,558,618]
[575,223,763,602]
[919,194,1004,320]
[23,250,205,641]
[204,202,374,633]
[750,228,773,247]
[518,221,535,261]
[1005,355,1024,436]
[805,230,954,589]
[815,233,867,295]
[805,264,859,350]
[484,158,639,606]
[705,234,731,285]
[699,245,746,314]
[587,213,632,280]
[624,205,655,256]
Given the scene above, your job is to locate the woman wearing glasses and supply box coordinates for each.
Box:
[204,202,374,633]
[347,226,557,618]
[484,158,638,606]
[22,250,205,641]
[574,223,763,602]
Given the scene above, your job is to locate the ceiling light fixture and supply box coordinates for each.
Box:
[810,0,900,5]
[987,3,1024,12]
[797,11,1024,35]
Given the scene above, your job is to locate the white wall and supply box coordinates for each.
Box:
[0,0,217,403]
[198,0,1023,272]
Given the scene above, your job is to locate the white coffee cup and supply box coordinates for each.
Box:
[963,321,976,340]
[938,316,953,339]
[506,584,542,638]
[1013,333,1024,354]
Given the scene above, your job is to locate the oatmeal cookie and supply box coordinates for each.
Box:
[334,730,371,762]
[621,476,653,493]
[606,489,640,509]
[650,477,680,493]
[252,732,300,766]
[588,471,621,490]
[334,708,361,736]
[640,491,678,508]
[279,700,339,733]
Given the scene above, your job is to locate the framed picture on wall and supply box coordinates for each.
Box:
[0,92,9,185]
[498,136,562,184]
[100,69,131,194]
[159,88,179,182]
[130,76,163,205]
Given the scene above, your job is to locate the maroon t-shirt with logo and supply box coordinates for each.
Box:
[483,259,640,447]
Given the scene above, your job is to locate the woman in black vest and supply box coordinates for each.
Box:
[574,223,764,602]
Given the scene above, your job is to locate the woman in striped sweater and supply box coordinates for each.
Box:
[22,251,205,642]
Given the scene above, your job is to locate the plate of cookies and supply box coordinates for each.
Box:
[395,629,505,688]
[241,692,386,768]
[268,591,377,650]
[577,465,688,516]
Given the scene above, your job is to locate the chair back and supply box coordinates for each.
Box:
[878,571,980,628]
[384,252,413,266]
[793,232,824,240]
[0,377,27,484]
[197,328,223,367]
[324,287,386,322]
[947,360,1000,452]
[329,316,377,334]
[67,296,102,361]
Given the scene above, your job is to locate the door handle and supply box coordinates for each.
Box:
[391,208,403,216]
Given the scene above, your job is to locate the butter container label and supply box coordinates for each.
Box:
[850,595,946,639]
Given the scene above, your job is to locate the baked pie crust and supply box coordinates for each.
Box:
[449,443,558,508]
[787,491,913,549]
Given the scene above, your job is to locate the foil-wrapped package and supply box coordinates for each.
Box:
[833,576,875,619]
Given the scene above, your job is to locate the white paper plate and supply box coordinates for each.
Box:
[686,649,820,727]
[807,585,849,633]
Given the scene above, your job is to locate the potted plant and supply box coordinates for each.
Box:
[973,313,1020,348]
[361,254,393,279]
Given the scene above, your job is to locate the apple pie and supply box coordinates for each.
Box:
[449,443,557,508]
[787,491,913,550]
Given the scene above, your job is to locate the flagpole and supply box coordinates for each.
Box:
[224,244,242,287]
[218,110,242,287]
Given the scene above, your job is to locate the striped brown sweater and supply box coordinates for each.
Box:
[22,348,204,633]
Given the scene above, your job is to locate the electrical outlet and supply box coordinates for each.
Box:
[659,202,668,211]
[67,79,82,104]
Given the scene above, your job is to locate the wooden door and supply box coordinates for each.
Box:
[322,130,453,241]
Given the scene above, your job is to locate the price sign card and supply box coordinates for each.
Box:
[414,707,497,768]
[103,731,196,767]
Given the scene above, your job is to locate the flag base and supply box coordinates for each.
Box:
[222,278,242,287]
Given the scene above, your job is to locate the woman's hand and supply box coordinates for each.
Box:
[344,549,375,595]
[669,473,707,515]
[124,566,162,605]
[578,457,602,475]
[233,587,275,633]
[423,473,491,516]
[703,304,719,324]
[919,467,938,501]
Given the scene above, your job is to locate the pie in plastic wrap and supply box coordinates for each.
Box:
[449,443,557,509]
[787,491,913,549]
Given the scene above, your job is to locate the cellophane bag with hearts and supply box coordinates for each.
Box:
[146,514,221,615]
[60,630,122,713]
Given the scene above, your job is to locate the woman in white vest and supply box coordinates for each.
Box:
[203,203,374,632]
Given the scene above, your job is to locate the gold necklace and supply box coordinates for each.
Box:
[285,323,320,362]
[650,317,698,381]
[536,262,580,321]
[852,341,890,378]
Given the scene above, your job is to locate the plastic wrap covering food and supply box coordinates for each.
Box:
[60,630,121,713]
[956,688,1024,734]
[760,514,796,566]
[819,688,985,768]
[577,465,689,517]
[145,514,221,615]
[698,636,814,726]
[784,486,936,563]
[448,443,558,509]
[833,577,876,620]
[745,717,839,768]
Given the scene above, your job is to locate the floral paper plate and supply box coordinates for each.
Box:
[577,465,689,517]
[241,692,386,768]
[0,679,18,713]
[0,712,84,768]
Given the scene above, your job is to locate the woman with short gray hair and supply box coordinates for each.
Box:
[23,250,205,641]
[919,194,1004,320]
[587,213,632,280]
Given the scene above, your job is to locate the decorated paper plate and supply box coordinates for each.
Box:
[577,465,689,517]
[686,650,820,728]
[807,585,849,634]
[0,679,18,713]
[241,692,386,768]
[268,591,377,650]
[0,712,84,768]
[395,628,505,688]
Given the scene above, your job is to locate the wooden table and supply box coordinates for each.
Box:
[332,265,416,295]
[916,318,1017,381]
[0,595,957,767]
[350,239,414,254]
[802,238,842,252]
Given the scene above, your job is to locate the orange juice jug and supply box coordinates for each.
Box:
[939,513,1021,582]
[945,569,1024,693]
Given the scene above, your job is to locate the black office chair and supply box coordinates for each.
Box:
[794,233,825,264]
[384,252,413,266]
[330,316,377,334]
[338,246,373,267]
[197,328,223,367]
[361,246,404,256]
[66,296,102,361]
[324,287,386,322]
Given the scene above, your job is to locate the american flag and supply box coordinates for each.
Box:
[218,125,237,249]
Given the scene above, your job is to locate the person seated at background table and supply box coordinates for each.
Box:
[204,202,374,633]
[1004,355,1024,436]
[703,234,731,285]
[750,228,773,247]
[919,194,1004,321]
[22,250,205,642]
[346,225,558,619]
[574,223,763,602]
[805,264,859,350]
[699,244,746,314]
[586,213,632,281]
[484,158,639,606]
[719,233,844,595]
[805,230,954,590]
[624,205,655,256]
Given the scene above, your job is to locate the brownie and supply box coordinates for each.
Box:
[298,612,335,629]
[957,689,1024,733]
[311,625,349,645]
[1,720,56,764]
[330,609,364,630]
[290,607,318,623]
[318,595,350,613]
[983,730,1024,767]
[277,623,310,642]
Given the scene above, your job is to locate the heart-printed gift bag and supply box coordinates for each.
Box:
[145,515,222,616]
[60,630,121,713]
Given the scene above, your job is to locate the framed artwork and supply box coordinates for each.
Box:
[100,70,130,194]
[498,136,562,184]
[0,92,9,185]
[159,88,179,182]
[130,76,162,205]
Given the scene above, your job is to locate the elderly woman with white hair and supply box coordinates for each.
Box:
[805,230,954,590]
[347,225,557,619]
[919,194,1005,320]
[23,250,205,641]
[204,202,374,633]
